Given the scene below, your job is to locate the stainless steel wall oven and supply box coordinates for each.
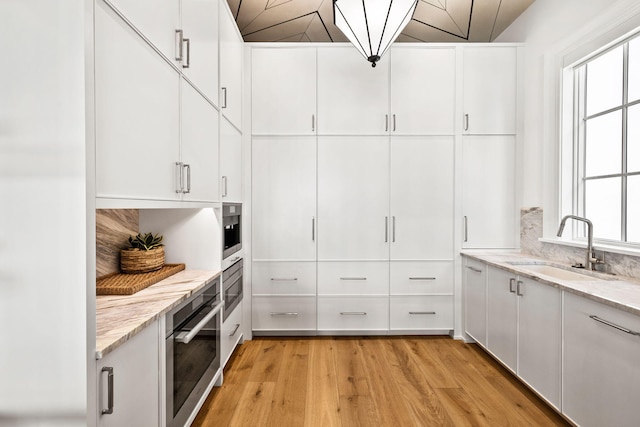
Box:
[165,278,222,427]
[223,258,243,321]
[222,203,242,259]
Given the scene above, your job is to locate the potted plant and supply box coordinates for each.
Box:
[120,232,165,274]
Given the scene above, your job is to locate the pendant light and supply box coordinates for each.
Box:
[333,0,418,67]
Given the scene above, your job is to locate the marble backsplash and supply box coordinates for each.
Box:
[521,207,640,278]
[96,209,139,277]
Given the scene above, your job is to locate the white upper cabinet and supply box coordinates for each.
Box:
[95,1,181,201]
[317,47,390,135]
[390,47,456,135]
[220,116,242,202]
[252,48,317,135]
[180,0,219,106]
[390,136,454,259]
[219,0,243,129]
[318,136,390,260]
[463,46,517,134]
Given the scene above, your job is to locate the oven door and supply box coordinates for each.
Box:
[223,259,243,321]
[166,296,223,427]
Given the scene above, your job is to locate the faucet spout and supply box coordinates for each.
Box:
[557,215,601,270]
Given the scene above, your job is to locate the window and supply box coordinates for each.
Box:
[566,31,640,245]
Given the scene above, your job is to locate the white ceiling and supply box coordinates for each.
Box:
[225,0,535,43]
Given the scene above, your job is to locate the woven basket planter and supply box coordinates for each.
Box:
[120,247,165,274]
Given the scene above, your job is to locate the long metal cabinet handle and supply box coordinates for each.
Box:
[312,217,315,241]
[222,176,228,197]
[409,311,436,315]
[175,301,223,344]
[340,312,367,316]
[516,280,524,296]
[463,216,468,242]
[183,164,191,193]
[464,114,469,131]
[312,115,315,132]
[589,315,640,336]
[393,114,396,131]
[229,324,240,337]
[385,115,388,132]
[392,216,396,242]
[409,277,436,281]
[221,87,227,108]
[182,38,191,68]
[101,367,114,415]
[340,277,367,281]
[176,161,183,193]
[270,312,299,316]
[509,278,516,293]
[270,278,298,281]
[466,266,482,273]
[175,29,183,61]
[385,216,389,242]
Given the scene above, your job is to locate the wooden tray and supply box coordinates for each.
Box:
[96,264,186,296]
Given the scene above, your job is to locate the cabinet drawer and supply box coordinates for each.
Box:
[390,296,453,330]
[390,261,453,295]
[318,262,388,295]
[252,262,316,295]
[317,296,388,331]
[252,296,316,331]
[221,301,243,367]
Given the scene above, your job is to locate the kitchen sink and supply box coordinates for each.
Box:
[506,261,610,281]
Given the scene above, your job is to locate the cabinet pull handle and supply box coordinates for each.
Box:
[463,216,468,242]
[516,280,524,296]
[385,114,388,132]
[222,87,227,108]
[182,37,190,68]
[270,278,298,281]
[270,312,299,316]
[385,216,389,242]
[222,176,228,197]
[340,277,367,281]
[409,277,436,281]
[509,278,516,293]
[183,163,191,194]
[101,367,114,415]
[589,315,640,336]
[464,113,469,131]
[175,29,183,61]
[409,311,436,315]
[466,266,482,273]
[176,161,184,193]
[229,323,241,337]
[393,114,396,131]
[340,312,367,316]
[312,114,315,132]
[312,217,315,241]
[392,216,396,242]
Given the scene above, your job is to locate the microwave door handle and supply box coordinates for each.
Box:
[175,301,224,345]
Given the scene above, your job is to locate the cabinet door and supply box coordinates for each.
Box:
[95,1,180,201]
[463,258,487,346]
[219,0,243,129]
[180,78,219,202]
[462,136,516,248]
[220,117,242,202]
[97,321,159,426]
[318,136,390,260]
[517,277,561,409]
[252,136,316,260]
[486,266,517,372]
[180,0,219,105]
[252,48,316,135]
[104,0,180,62]
[390,136,454,259]
[563,292,640,427]
[317,47,390,135]
[390,47,455,135]
[463,47,517,135]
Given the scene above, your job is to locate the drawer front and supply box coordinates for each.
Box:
[252,296,316,331]
[390,261,454,295]
[390,296,453,330]
[318,262,389,295]
[222,301,243,367]
[252,261,316,295]
[317,296,389,331]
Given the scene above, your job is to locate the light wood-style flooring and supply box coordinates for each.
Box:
[193,336,570,426]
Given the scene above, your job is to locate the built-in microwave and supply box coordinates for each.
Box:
[223,203,242,259]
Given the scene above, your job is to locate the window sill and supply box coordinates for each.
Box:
[539,237,640,258]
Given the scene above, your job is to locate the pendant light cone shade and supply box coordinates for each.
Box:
[333,0,418,67]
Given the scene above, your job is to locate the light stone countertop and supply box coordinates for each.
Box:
[96,269,221,359]
[462,250,640,317]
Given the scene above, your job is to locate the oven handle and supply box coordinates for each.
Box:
[175,301,224,345]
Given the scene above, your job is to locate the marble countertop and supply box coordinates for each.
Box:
[96,269,221,359]
[462,250,640,317]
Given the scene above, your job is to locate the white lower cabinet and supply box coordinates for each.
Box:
[390,296,453,330]
[486,266,518,372]
[221,301,243,368]
[97,320,159,426]
[252,261,316,295]
[563,292,640,427]
[318,262,389,295]
[391,261,454,295]
[252,296,316,332]
[317,296,389,332]
[463,258,487,346]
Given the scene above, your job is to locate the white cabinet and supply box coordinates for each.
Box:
[463,47,517,135]
[252,261,316,295]
[252,136,316,260]
[220,116,242,202]
[389,47,456,135]
[390,136,454,259]
[252,296,317,332]
[463,258,487,346]
[317,47,390,135]
[462,136,516,248]
[390,296,454,330]
[222,300,243,368]
[317,296,389,331]
[318,262,389,295]
[251,48,317,135]
[486,266,518,372]
[390,261,454,295]
[219,0,243,129]
[317,136,390,260]
[563,292,640,427]
[97,320,159,427]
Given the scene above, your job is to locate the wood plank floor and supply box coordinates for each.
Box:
[193,336,571,427]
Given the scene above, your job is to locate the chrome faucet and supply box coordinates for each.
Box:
[556,215,602,271]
